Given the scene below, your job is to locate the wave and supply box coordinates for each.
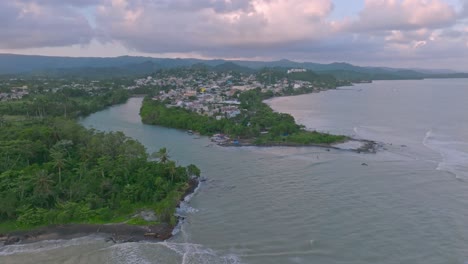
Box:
[110,241,242,264]
[353,125,394,141]
[0,235,104,256]
[173,180,202,236]
[423,129,468,180]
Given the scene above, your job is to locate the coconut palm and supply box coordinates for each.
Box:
[168,161,177,183]
[153,147,170,164]
[50,148,66,185]
[34,170,54,198]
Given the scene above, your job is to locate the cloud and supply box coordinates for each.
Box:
[326,0,468,68]
[20,0,102,7]
[0,1,94,49]
[95,0,336,55]
[462,0,468,17]
[1,0,468,70]
[344,0,458,32]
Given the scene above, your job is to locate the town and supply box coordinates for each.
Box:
[0,66,348,124]
[127,67,345,120]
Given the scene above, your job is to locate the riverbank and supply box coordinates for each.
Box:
[0,178,200,246]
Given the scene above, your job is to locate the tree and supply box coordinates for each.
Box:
[187,164,201,178]
[153,147,170,164]
[33,170,55,207]
[50,147,66,185]
[167,161,177,183]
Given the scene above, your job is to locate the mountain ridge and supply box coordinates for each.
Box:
[1,53,466,80]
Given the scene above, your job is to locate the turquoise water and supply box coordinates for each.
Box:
[2,79,468,264]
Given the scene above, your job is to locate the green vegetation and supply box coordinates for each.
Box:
[0,118,200,232]
[0,77,200,233]
[0,86,129,118]
[256,68,350,89]
[140,88,347,145]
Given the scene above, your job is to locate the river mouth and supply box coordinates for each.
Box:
[3,79,468,264]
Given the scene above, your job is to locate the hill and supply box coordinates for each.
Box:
[1,53,467,80]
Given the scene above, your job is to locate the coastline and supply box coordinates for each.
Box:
[217,137,379,153]
[0,178,200,246]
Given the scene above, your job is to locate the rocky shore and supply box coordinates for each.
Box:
[0,178,200,246]
[218,137,380,153]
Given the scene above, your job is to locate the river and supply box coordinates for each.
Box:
[2,79,468,264]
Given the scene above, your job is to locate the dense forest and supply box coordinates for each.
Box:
[140,88,347,145]
[0,118,200,231]
[0,81,200,232]
[0,87,129,118]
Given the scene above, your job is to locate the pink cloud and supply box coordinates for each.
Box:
[348,0,457,31]
[95,0,337,52]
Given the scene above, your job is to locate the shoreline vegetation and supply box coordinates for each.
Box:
[0,117,202,245]
[0,179,200,245]
[140,86,378,152]
[0,85,202,246]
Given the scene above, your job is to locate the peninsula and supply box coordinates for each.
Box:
[139,67,350,147]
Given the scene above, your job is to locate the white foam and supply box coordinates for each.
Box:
[173,179,206,237]
[157,242,243,264]
[353,125,394,141]
[0,235,103,256]
[110,243,153,264]
[423,129,468,180]
[111,242,241,264]
[174,180,202,232]
[333,140,366,150]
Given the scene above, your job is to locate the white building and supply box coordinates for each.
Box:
[287,69,307,74]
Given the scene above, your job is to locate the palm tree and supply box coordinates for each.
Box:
[168,161,177,183]
[0,115,6,127]
[50,148,66,185]
[153,147,170,164]
[34,170,54,198]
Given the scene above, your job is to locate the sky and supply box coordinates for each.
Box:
[0,0,468,70]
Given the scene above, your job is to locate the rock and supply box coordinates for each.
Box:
[121,237,138,243]
[139,210,157,222]
[361,163,368,166]
[105,237,117,243]
[158,233,172,240]
[4,236,20,245]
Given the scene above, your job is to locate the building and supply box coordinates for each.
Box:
[287,69,307,74]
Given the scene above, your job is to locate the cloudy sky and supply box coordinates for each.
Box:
[1,0,468,70]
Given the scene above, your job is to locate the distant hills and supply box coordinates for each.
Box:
[1,53,467,80]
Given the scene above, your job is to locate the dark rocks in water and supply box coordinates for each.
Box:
[361,163,368,166]
[105,237,117,243]
[4,236,20,245]
[121,237,138,243]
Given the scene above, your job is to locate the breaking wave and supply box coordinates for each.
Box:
[423,130,468,180]
[0,235,104,256]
